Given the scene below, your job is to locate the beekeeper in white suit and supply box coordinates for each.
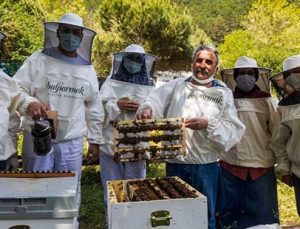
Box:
[0,32,34,170]
[136,44,245,229]
[218,56,288,228]
[270,55,300,217]
[99,44,158,208]
[13,13,103,174]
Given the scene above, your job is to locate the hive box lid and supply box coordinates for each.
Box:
[0,176,78,198]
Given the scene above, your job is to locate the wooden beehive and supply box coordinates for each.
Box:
[113,118,186,162]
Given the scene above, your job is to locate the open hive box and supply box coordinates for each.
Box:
[113,118,186,162]
[107,177,207,229]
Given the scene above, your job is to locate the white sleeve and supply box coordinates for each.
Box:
[0,74,29,116]
[99,81,121,124]
[207,89,246,152]
[105,99,122,122]
[12,53,40,113]
[85,72,104,145]
[267,98,290,175]
[270,122,291,175]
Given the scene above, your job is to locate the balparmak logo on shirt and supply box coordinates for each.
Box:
[188,90,223,106]
[47,82,85,96]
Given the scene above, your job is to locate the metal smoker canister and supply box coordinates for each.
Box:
[31,119,53,156]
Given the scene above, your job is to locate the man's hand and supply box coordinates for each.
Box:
[86,143,100,164]
[27,102,49,119]
[281,174,294,187]
[136,108,153,120]
[185,118,208,130]
[117,98,140,111]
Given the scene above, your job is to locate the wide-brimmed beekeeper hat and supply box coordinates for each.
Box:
[270,55,300,97]
[221,56,272,93]
[43,13,96,64]
[270,55,300,80]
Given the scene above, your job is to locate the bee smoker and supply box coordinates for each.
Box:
[31,119,53,156]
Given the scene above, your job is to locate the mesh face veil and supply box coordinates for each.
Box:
[109,44,158,86]
[42,13,96,65]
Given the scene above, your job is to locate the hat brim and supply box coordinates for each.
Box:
[113,52,159,62]
[44,22,96,37]
[270,66,300,81]
[221,67,272,78]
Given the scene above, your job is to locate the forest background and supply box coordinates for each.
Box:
[2,0,300,76]
[2,0,300,228]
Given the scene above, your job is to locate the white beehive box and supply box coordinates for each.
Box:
[107,177,208,229]
[0,172,79,229]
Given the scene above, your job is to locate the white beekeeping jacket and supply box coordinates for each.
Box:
[138,77,246,164]
[13,52,103,144]
[271,104,300,177]
[100,44,158,156]
[221,97,289,174]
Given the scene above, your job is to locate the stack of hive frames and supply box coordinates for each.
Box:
[113,118,186,162]
[126,177,198,202]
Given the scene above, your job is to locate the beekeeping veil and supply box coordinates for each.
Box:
[42,13,96,65]
[109,44,158,85]
[100,44,158,126]
[221,56,271,96]
[270,55,300,101]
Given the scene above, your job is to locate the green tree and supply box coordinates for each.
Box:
[219,0,300,73]
[187,0,253,44]
[94,0,195,74]
[0,0,45,62]
[39,0,88,21]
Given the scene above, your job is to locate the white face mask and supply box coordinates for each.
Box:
[286,73,300,91]
[191,74,214,84]
[235,74,256,92]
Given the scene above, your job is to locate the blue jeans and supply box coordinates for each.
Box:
[293,174,300,216]
[218,167,279,228]
[0,160,7,171]
[166,162,219,229]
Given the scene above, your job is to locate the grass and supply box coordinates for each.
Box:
[278,181,300,226]
[79,164,300,228]
[79,166,106,229]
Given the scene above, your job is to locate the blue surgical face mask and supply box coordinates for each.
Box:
[123,57,143,74]
[59,33,81,52]
[236,74,256,92]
